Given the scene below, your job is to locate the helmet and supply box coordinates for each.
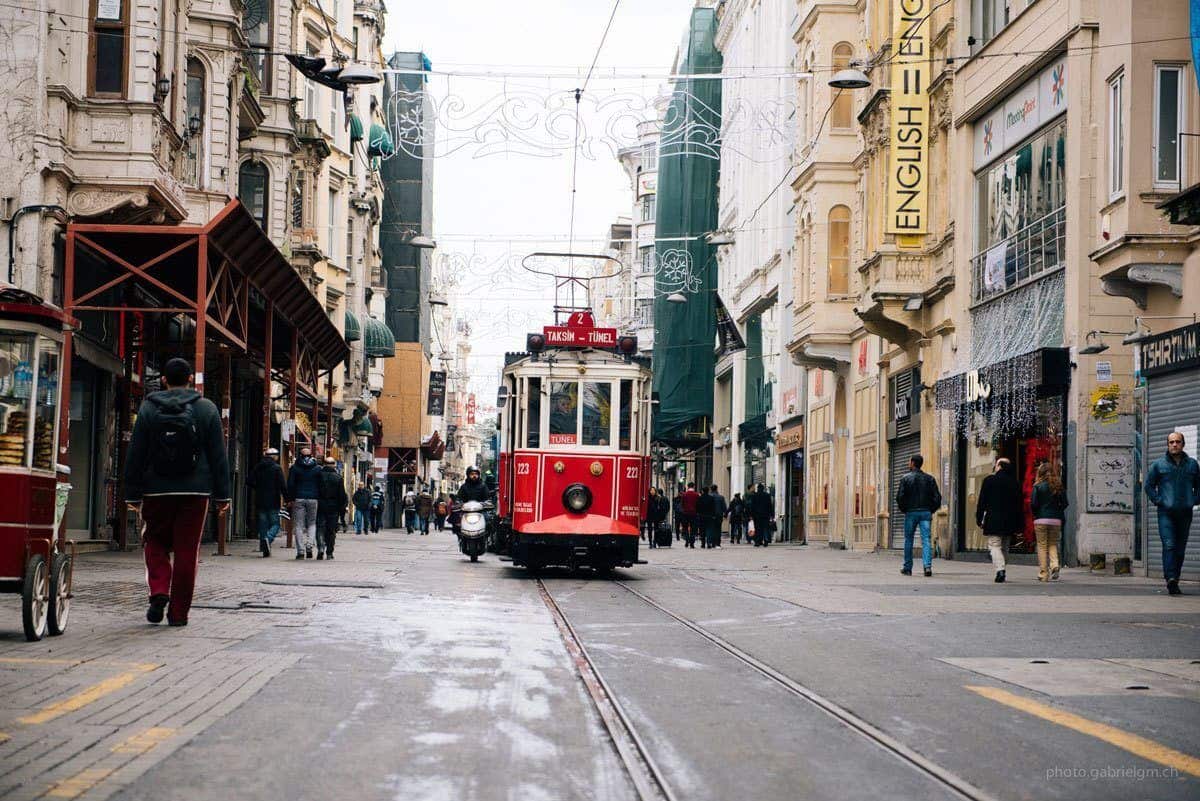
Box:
[467,466,481,477]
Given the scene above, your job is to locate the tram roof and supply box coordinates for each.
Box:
[502,348,651,376]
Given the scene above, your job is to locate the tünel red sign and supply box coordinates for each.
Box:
[543,325,617,347]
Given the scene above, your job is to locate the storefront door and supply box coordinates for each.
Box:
[788,451,804,543]
[1146,368,1200,580]
[66,362,100,538]
[888,434,922,549]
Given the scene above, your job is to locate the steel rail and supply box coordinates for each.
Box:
[613,580,1001,801]
[536,579,677,801]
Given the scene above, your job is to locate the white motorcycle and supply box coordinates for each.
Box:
[455,500,491,562]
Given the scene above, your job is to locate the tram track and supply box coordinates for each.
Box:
[539,573,1000,801]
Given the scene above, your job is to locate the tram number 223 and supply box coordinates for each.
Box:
[516,463,532,476]
[625,466,639,480]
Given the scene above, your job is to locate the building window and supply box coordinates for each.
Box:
[328,189,339,263]
[291,174,305,228]
[185,57,206,187]
[242,0,271,94]
[827,205,850,295]
[972,0,1031,51]
[639,245,655,275]
[831,43,854,131]
[1153,64,1184,189]
[304,44,320,119]
[346,215,354,267]
[641,196,656,222]
[238,161,269,229]
[89,0,128,97]
[1108,72,1124,200]
[972,119,1067,302]
[642,143,658,172]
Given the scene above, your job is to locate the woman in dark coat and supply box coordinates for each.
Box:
[975,458,1024,583]
[727,493,746,544]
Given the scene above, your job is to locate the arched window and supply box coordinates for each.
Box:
[827,205,851,294]
[831,43,854,130]
[242,0,272,93]
[185,57,206,187]
[238,161,269,229]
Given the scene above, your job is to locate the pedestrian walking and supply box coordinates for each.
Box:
[370,484,386,532]
[672,492,683,542]
[1145,431,1200,595]
[895,454,941,577]
[708,484,727,548]
[975,457,1023,582]
[749,483,774,547]
[728,493,746,544]
[317,457,347,559]
[287,445,322,559]
[680,482,700,548]
[696,486,714,549]
[417,486,434,535]
[402,488,417,534]
[1030,462,1067,582]
[124,358,230,627]
[247,447,288,557]
[646,487,668,548]
[352,482,372,536]
[434,494,449,532]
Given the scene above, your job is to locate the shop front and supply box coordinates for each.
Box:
[739,413,775,496]
[887,367,923,550]
[1139,322,1200,579]
[936,348,1070,557]
[776,420,804,544]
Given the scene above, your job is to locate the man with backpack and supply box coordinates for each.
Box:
[402,488,417,534]
[287,445,322,559]
[370,484,386,533]
[124,358,230,627]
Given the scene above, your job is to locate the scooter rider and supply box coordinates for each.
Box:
[458,466,491,504]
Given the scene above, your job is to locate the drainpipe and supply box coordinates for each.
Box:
[7,204,68,286]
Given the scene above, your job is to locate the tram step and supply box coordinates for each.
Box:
[498,556,513,562]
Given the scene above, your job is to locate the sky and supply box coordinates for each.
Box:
[382,0,698,400]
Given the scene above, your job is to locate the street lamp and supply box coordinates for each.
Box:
[829,68,871,90]
[407,234,437,249]
[666,292,688,304]
[704,229,735,246]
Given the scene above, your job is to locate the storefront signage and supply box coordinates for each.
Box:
[973,57,1068,170]
[426,371,447,416]
[96,0,122,20]
[886,0,931,242]
[1140,322,1200,377]
[466,394,477,425]
[776,423,805,454]
[638,173,657,195]
[894,394,911,421]
[966,369,992,402]
[1096,360,1112,382]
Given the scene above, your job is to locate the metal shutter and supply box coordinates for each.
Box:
[889,434,923,549]
[1146,368,1200,580]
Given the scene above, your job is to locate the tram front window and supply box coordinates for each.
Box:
[527,377,541,448]
[619,380,632,450]
[549,381,578,444]
[582,382,611,446]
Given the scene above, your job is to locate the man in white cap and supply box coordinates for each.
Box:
[248,446,288,557]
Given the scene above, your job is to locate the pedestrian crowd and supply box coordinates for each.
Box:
[644,482,777,550]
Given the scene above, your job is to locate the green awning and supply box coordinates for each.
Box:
[352,416,374,435]
[349,114,364,144]
[367,123,394,158]
[363,316,395,358]
[344,310,361,342]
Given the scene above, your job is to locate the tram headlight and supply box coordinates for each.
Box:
[562,483,592,514]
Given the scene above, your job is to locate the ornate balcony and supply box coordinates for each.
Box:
[854,231,955,345]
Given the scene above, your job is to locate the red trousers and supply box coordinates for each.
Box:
[142,495,209,623]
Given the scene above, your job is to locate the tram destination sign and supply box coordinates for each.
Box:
[543,325,618,347]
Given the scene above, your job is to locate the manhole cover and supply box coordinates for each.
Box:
[260,579,386,589]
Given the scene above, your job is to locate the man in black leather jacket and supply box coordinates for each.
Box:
[895,454,942,577]
[458,467,491,504]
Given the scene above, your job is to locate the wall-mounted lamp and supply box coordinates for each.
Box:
[903,295,923,311]
[155,75,171,103]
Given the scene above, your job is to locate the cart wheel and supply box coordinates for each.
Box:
[47,553,72,636]
[22,554,49,642]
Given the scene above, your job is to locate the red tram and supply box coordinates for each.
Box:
[496,312,652,572]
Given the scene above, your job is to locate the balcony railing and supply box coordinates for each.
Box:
[859,250,932,295]
[971,206,1065,305]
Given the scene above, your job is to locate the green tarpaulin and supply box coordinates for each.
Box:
[652,7,722,442]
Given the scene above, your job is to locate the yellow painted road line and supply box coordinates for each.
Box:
[17,664,159,726]
[111,726,175,755]
[0,656,83,666]
[967,685,1200,778]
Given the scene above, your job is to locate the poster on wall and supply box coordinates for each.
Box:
[886,0,930,243]
[427,371,446,416]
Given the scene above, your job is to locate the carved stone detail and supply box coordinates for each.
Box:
[67,189,150,218]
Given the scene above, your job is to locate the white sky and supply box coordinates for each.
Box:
[382,0,698,400]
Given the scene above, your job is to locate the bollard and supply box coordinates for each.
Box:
[1113,556,1131,576]
[1089,552,1106,572]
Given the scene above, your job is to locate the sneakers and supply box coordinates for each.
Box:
[305,548,313,559]
[260,540,271,557]
[167,617,188,627]
[924,568,933,577]
[995,570,1006,583]
[316,552,324,560]
[326,553,334,560]
[1050,568,1060,581]
[146,594,168,624]
[295,552,305,560]
[900,568,912,576]
[1167,579,1182,596]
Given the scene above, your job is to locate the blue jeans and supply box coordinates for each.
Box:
[903,510,933,571]
[256,508,280,545]
[354,509,367,534]
[1157,508,1193,581]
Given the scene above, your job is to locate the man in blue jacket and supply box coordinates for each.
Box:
[287,446,322,559]
[1145,431,1200,595]
[124,358,229,627]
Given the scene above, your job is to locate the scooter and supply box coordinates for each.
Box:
[453,500,492,562]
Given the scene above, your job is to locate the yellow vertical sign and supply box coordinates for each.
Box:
[887,0,930,247]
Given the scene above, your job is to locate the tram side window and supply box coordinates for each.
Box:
[526,377,541,448]
[619,380,632,450]
[549,381,578,444]
[581,382,611,447]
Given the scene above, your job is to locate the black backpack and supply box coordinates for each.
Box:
[149,396,201,477]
